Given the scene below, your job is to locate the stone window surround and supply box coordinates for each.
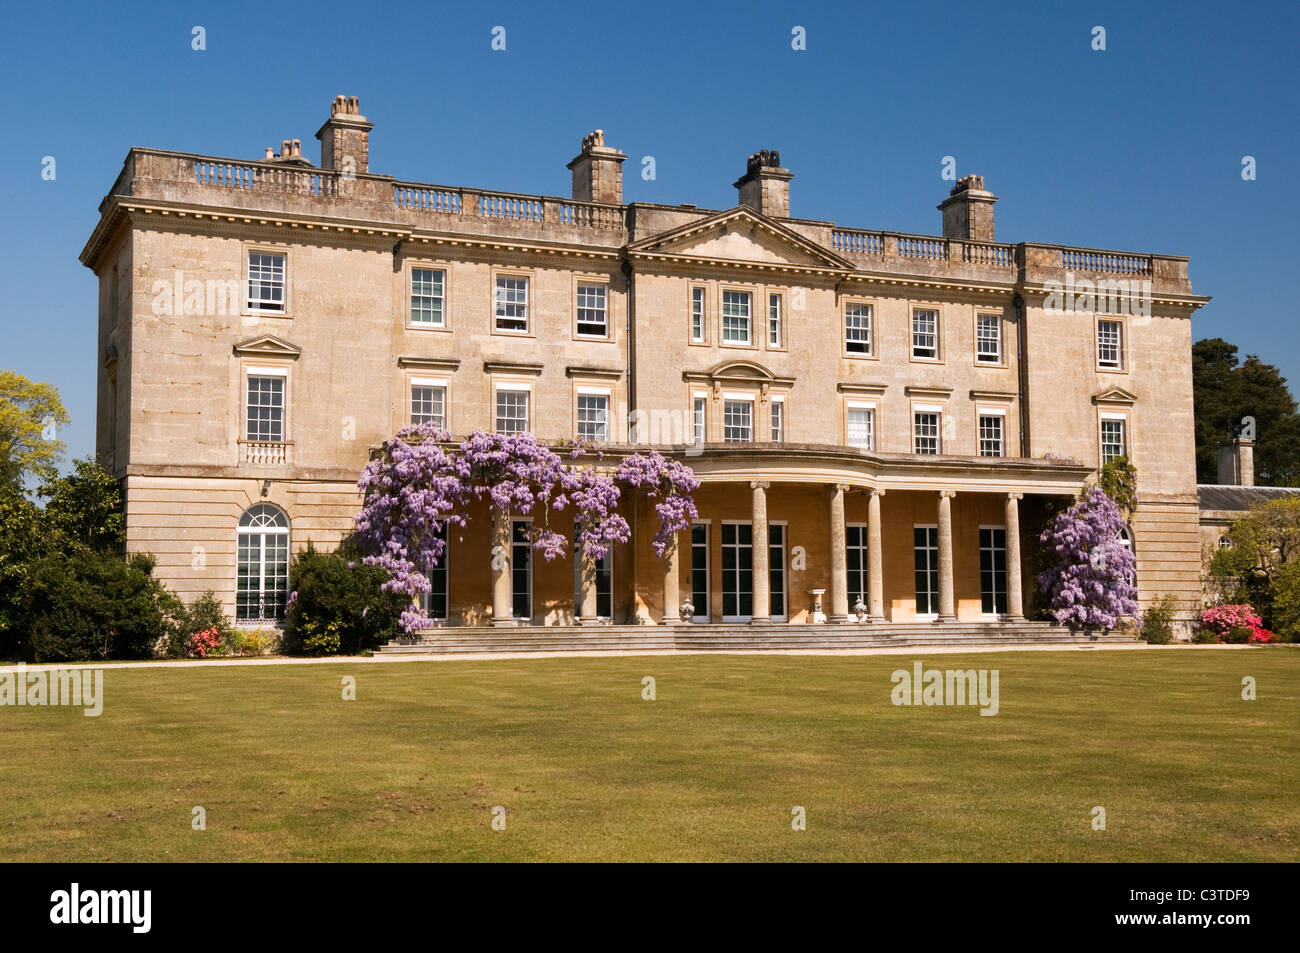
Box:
[974,311,1006,367]
[1095,313,1128,373]
[909,301,945,364]
[842,297,876,360]
[404,259,451,332]
[242,242,290,318]
[572,272,613,342]
[491,266,534,338]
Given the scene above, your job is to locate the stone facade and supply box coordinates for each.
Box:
[80,97,1210,628]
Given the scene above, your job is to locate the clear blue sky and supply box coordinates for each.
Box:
[2,0,1296,469]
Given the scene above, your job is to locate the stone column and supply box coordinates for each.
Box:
[662,532,681,624]
[490,511,515,626]
[828,484,849,623]
[750,481,771,623]
[1005,492,1025,621]
[576,550,598,625]
[868,488,886,621]
[936,490,957,622]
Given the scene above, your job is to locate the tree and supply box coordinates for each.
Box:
[1036,486,1138,628]
[1192,338,1300,486]
[0,370,69,490]
[353,427,698,632]
[39,458,126,553]
[1209,497,1300,583]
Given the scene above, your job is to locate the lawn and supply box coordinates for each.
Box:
[1,648,1296,861]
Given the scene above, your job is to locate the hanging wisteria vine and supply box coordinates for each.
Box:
[354,427,698,631]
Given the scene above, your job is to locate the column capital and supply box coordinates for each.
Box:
[749,480,771,490]
[939,489,957,499]
[870,487,886,498]
[1007,491,1023,501]
[832,483,852,493]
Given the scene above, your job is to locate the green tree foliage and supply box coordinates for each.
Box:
[1193,338,1300,486]
[1209,497,1300,582]
[39,458,126,553]
[283,540,407,656]
[15,551,181,662]
[0,370,70,489]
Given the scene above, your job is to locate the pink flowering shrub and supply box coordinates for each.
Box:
[1199,604,1272,643]
[354,428,698,632]
[189,626,223,658]
[1036,486,1138,628]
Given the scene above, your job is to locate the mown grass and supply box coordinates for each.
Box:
[1,648,1296,861]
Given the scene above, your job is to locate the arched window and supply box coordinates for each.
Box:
[236,504,290,622]
[1118,525,1136,587]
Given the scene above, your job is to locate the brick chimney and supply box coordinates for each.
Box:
[315,95,372,175]
[734,150,793,218]
[567,130,626,205]
[938,174,998,242]
[1217,437,1255,487]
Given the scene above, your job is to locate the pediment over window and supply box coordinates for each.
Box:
[684,360,794,387]
[628,207,854,273]
[233,334,301,360]
[1092,386,1137,405]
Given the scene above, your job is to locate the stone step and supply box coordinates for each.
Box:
[376,622,1134,655]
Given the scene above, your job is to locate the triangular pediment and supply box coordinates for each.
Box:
[233,334,301,359]
[1092,386,1137,405]
[628,207,853,272]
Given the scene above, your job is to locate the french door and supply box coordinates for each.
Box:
[720,522,753,621]
[914,526,939,617]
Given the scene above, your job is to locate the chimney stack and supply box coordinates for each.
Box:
[734,150,792,218]
[1217,437,1255,487]
[315,95,372,174]
[567,130,627,205]
[938,174,998,242]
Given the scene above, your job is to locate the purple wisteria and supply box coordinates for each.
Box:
[354,428,697,631]
[1035,485,1138,628]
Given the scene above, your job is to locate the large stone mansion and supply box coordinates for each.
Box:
[80,96,1209,628]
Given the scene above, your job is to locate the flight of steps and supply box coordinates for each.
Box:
[376,621,1135,656]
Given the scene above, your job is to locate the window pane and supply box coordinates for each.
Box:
[691,288,705,342]
[912,309,938,358]
[768,294,782,347]
[845,304,872,354]
[723,399,752,442]
[411,385,446,428]
[411,268,445,326]
[577,394,609,442]
[576,284,607,336]
[847,407,874,449]
[247,252,285,311]
[976,315,1001,362]
[914,412,940,454]
[722,291,751,344]
[495,391,529,434]
[495,276,529,332]
[978,414,1004,456]
[1098,321,1122,368]
[246,376,284,442]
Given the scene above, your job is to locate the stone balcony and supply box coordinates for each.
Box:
[94,147,1197,296]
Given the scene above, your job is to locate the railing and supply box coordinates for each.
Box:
[195,161,337,197]
[1059,248,1152,276]
[831,228,884,255]
[243,441,288,465]
[897,236,946,260]
[394,185,462,213]
[960,240,1015,267]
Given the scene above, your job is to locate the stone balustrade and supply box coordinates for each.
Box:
[101,148,1193,292]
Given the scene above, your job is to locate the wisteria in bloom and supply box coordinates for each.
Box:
[1035,485,1138,628]
[614,451,701,557]
[354,428,697,632]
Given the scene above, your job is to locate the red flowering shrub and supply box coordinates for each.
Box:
[1198,604,1272,644]
[189,626,223,658]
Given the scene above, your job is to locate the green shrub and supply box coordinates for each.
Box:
[17,549,181,662]
[1192,628,1219,644]
[1224,626,1253,644]
[1269,561,1300,643]
[230,627,280,657]
[1139,594,1179,644]
[160,590,236,658]
[282,542,407,656]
